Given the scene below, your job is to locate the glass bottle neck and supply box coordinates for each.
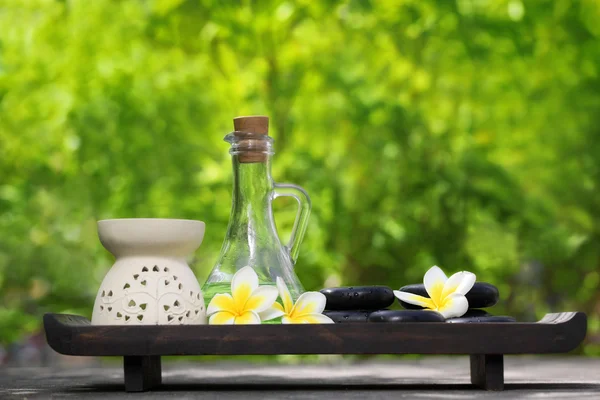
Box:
[231,156,274,207]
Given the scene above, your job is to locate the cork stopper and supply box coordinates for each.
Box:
[232,116,271,163]
[233,116,269,136]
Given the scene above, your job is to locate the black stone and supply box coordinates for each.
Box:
[323,310,372,323]
[321,286,395,311]
[447,316,516,323]
[397,282,499,310]
[368,310,445,323]
[463,309,491,318]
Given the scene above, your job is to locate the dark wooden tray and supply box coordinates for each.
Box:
[44,312,587,392]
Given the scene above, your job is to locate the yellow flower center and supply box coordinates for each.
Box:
[232,283,253,315]
[428,282,445,309]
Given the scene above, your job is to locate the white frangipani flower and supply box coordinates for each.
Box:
[206,266,278,325]
[259,277,334,324]
[394,266,476,319]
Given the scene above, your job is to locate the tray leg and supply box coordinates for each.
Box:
[123,356,162,392]
[470,354,503,391]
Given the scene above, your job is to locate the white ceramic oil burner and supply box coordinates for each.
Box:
[91,218,207,325]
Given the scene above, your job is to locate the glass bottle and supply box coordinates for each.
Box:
[202,116,311,305]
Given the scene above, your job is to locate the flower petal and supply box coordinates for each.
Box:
[231,267,259,313]
[455,272,476,295]
[276,276,294,313]
[233,283,253,312]
[393,290,436,309]
[209,311,236,325]
[424,265,447,306]
[291,292,327,317]
[234,310,261,325]
[206,293,235,316]
[437,293,469,319]
[245,285,279,313]
[231,266,259,294]
[295,313,335,324]
[259,303,285,321]
[442,271,476,298]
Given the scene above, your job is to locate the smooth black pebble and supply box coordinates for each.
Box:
[321,286,395,310]
[397,282,499,309]
[323,310,372,323]
[446,316,516,323]
[368,310,445,323]
[462,309,490,317]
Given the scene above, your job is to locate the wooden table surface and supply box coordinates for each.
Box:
[1,356,599,399]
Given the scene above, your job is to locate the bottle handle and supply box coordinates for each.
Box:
[273,183,311,266]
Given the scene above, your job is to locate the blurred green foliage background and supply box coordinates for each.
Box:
[1,0,600,354]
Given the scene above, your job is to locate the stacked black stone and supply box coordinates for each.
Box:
[397,282,516,323]
[321,286,444,323]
